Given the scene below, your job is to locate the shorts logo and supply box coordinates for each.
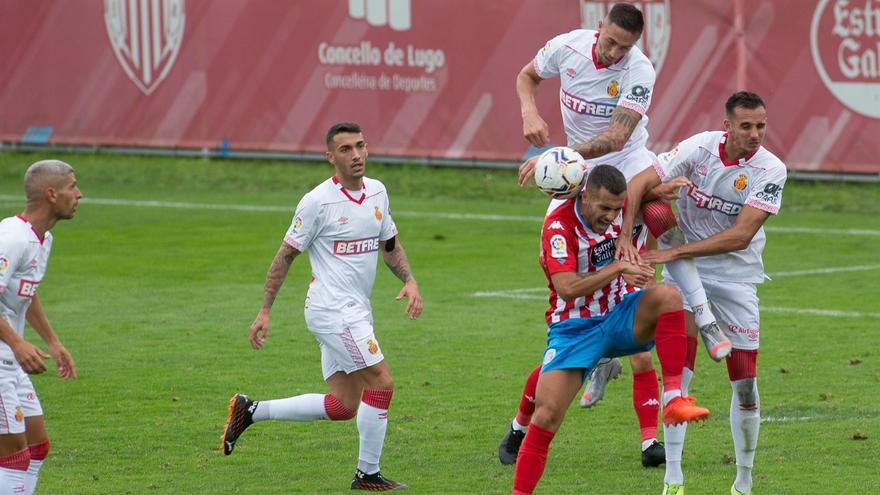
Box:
[333,237,380,255]
[733,174,748,191]
[17,279,39,298]
[543,348,556,365]
[367,339,379,355]
[607,79,620,97]
[14,406,23,423]
[0,256,8,275]
[550,234,568,259]
[293,217,304,233]
[375,207,383,221]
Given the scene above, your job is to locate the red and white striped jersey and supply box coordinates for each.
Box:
[540,197,638,324]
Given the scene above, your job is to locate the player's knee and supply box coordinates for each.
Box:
[650,283,682,312]
[531,405,564,432]
[629,352,654,372]
[325,394,358,420]
[28,438,50,462]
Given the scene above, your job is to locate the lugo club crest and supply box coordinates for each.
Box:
[104,0,186,95]
[580,0,671,76]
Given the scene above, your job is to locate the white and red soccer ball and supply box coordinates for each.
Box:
[534,146,587,198]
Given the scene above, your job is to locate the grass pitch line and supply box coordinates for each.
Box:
[1,194,879,236]
[768,264,880,277]
[473,289,880,318]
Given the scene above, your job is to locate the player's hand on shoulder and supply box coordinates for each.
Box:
[249,310,270,349]
[396,280,423,321]
[48,342,77,379]
[518,155,540,187]
[522,112,550,148]
[12,340,49,374]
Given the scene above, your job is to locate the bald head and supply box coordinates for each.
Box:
[24,160,75,203]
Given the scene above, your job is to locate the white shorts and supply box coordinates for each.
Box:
[305,303,385,380]
[663,275,761,350]
[0,359,43,435]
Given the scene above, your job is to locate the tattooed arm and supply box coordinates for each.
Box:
[380,238,423,320]
[249,241,301,349]
[572,106,642,159]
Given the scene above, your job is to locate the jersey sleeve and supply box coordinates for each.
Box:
[0,237,25,295]
[283,193,321,252]
[618,58,656,115]
[653,133,705,183]
[379,191,398,241]
[541,217,578,275]
[532,31,571,79]
[745,164,787,215]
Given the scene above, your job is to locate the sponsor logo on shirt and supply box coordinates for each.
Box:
[657,146,679,167]
[754,183,783,205]
[561,89,615,117]
[624,85,651,107]
[565,68,577,78]
[607,79,619,97]
[589,238,616,267]
[687,186,742,216]
[733,174,748,191]
[17,279,39,298]
[337,216,349,225]
[550,234,568,259]
[548,221,565,230]
[697,164,708,176]
[293,216,304,233]
[0,256,8,275]
[333,237,380,256]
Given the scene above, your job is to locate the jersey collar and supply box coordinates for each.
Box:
[718,133,759,167]
[331,176,366,204]
[16,215,45,245]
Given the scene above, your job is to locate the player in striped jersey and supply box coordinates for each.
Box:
[511,165,710,495]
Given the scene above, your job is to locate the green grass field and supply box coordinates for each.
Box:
[0,151,878,494]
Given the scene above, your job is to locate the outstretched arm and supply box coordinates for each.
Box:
[26,294,76,378]
[250,241,301,349]
[380,238,422,320]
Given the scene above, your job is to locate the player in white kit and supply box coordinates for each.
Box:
[501,3,730,469]
[0,160,80,495]
[618,92,786,495]
[222,123,422,491]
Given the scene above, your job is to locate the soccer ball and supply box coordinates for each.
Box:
[534,146,587,199]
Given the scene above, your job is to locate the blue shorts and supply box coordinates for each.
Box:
[540,291,654,380]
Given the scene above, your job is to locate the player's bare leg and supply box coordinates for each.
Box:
[513,369,583,495]
[0,433,29,494]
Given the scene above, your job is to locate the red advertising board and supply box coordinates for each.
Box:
[1,0,878,173]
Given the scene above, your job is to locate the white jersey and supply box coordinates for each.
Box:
[654,131,787,283]
[0,216,53,360]
[284,176,397,313]
[534,29,656,180]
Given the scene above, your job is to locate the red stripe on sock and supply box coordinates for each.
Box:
[362,389,393,410]
[0,448,30,472]
[726,348,758,381]
[632,369,659,442]
[28,439,49,461]
[515,366,541,427]
[655,310,686,393]
[323,394,356,420]
[685,335,698,370]
[513,423,555,494]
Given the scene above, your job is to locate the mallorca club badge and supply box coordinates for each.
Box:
[374,207,382,221]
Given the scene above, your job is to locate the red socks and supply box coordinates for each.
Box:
[515,366,541,427]
[685,335,698,371]
[512,423,555,494]
[632,369,660,441]
[654,310,686,392]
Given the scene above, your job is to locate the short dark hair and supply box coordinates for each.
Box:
[326,122,362,149]
[607,3,644,34]
[725,92,765,116]
[585,164,627,196]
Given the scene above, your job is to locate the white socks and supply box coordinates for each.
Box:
[731,378,760,493]
[356,402,388,475]
[663,367,694,485]
[23,459,42,495]
[658,227,717,328]
[253,394,328,422]
[511,418,528,433]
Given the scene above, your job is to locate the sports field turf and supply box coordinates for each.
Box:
[0,151,878,494]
